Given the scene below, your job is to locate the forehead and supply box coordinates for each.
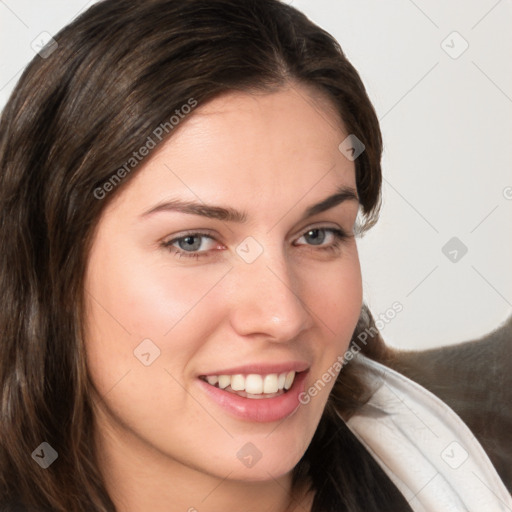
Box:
[106,86,356,217]
[180,85,348,157]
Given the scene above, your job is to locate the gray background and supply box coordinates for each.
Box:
[1,0,511,349]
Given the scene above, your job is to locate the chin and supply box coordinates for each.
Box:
[206,421,315,482]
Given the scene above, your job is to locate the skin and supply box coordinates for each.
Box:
[84,83,363,512]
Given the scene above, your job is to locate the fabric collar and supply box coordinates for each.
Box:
[345,354,512,512]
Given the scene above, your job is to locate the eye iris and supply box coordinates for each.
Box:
[305,229,325,245]
[172,229,332,254]
[179,235,202,251]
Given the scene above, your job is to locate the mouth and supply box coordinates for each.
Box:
[197,368,309,422]
[198,371,298,400]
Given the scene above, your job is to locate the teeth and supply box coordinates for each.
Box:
[206,375,218,386]
[263,374,278,394]
[245,374,263,394]
[218,375,230,389]
[203,371,297,395]
[284,371,295,390]
[231,374,245,391]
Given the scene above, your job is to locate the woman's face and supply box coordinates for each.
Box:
[84,85,363,487]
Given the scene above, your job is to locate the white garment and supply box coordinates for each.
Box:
[345,354,512,512]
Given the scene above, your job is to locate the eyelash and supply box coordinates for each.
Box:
[161,226,350,260]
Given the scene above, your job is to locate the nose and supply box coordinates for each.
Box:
[228,242,314,342]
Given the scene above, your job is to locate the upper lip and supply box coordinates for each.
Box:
[199,361,310,377]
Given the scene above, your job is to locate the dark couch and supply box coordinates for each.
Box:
[386,315,512,494]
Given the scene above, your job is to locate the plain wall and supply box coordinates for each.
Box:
[1,0,511,349]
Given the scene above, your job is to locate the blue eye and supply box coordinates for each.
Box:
[162,232,216,259]
[295,228,347,248]
[162,227,349,260]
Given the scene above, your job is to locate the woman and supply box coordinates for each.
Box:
[0,1,509,511]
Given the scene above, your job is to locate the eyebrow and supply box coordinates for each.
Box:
[141,184,359,223]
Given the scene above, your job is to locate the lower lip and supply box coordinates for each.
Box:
[197,371,308,423]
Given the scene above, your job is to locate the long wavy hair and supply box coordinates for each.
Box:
[0,1,411,510]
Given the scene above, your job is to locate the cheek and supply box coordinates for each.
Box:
[82,238,232,405]
[303,243,363,347]
[82,246,235,452]
[84,238,232,342]
[299,244,363,404]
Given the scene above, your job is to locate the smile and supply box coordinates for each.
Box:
[197,370,309,422]
[200,371,296,399]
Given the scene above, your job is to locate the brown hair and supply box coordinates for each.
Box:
[0,1,409,510]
